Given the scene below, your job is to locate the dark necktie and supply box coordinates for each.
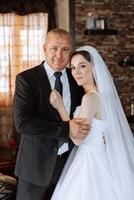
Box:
[54,72,64,150]
[54,72,63,96]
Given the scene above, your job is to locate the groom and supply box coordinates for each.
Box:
[13,28,90,200]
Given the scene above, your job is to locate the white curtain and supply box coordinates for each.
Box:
[0,13,48,144]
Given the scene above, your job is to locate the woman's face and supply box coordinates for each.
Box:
[70,54,94,87]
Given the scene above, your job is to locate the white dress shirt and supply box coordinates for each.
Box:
[44,62,71,154]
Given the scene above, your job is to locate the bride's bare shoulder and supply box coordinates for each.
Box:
[82,91,100,104]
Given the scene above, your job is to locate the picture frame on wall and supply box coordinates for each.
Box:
[94,18,106,30]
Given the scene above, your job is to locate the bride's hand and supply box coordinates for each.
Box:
[50,89,64,111]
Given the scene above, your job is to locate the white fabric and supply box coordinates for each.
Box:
[51,46,134,199]
[57,142,69,155]
[51,114,118,200]
[44,62,70,154]
[78,46,134,200]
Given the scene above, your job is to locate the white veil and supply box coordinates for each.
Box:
[76,46,134,199]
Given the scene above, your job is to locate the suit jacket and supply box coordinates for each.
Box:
[13,62,83,187]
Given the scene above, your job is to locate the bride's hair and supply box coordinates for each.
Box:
[69,50,91,67]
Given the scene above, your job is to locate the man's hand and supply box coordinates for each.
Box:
[69,118,91,145]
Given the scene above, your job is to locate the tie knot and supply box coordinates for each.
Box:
[54,72,62,79]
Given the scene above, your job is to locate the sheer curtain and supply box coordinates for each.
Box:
[0,13,48,144]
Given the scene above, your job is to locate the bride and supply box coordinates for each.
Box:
[50,45,134,200]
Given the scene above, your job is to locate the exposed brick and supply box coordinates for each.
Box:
[75,0,134,116]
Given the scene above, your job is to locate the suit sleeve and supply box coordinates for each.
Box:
[13,74,69,141]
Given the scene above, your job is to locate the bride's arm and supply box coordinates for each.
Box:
[50,90,90,144]
[78,92,101,124]
[50,90,90,145]
[69,92,100,145]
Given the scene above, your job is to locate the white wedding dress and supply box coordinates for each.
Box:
[51,106,118,200]
[51,45,134,200]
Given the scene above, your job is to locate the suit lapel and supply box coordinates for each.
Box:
[66,69,78,117]
[67,68,84,118]
[38,63,51,99]
[38,62,62,121]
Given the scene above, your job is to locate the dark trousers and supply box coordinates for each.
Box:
[16,152,69,200]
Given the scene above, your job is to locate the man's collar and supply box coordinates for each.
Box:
[44,61,67,78]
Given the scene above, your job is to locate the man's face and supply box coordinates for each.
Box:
[43,33,72,71]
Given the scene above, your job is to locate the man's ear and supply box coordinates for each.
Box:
[43,44,46,52]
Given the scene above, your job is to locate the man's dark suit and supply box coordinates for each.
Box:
[13,61,83,196]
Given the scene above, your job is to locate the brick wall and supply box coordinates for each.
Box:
[75,0,134,116]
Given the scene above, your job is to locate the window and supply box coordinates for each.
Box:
[0,13,48,144]
[0,13,48,97]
